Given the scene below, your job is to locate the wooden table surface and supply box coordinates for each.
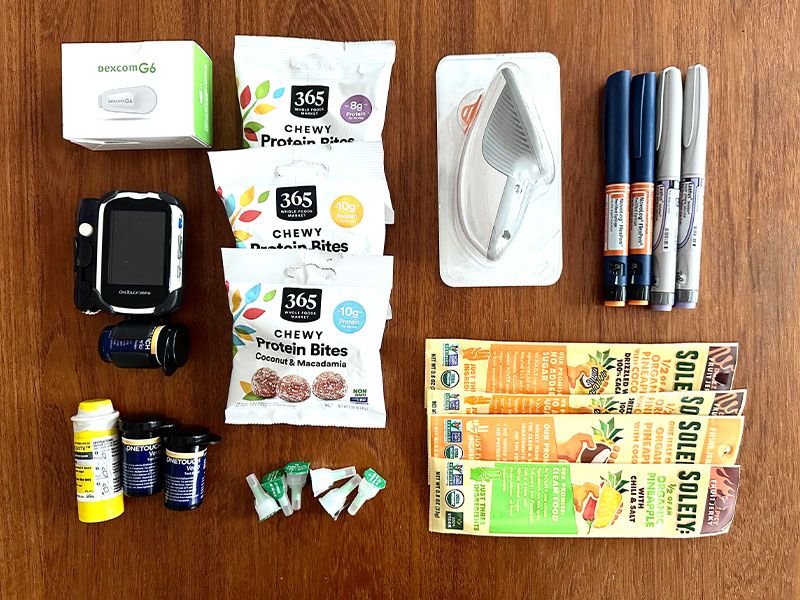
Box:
[2,1,799,598]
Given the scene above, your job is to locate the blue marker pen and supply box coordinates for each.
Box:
[627,72,656,305]
[602,70,631,307]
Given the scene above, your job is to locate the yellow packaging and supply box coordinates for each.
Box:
[426,389,747,416]
[428,414,742,465]
[426,339,738,395]
[429,459,740,537]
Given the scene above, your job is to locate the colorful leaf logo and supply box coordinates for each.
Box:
[239,210,261,223]
[243,307,265,320]
[224,194,236,218]
[240,380,253,394]
[245,284,262,303]
[263,289,276,302]
[273,87,285,99]
[233,230,252,242]
[254,104,275,115]
[231,289,242,312]
[256,80,270,99]
[240,187,254,206]
[239,86,251,110]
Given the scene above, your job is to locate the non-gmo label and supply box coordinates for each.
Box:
[290,85,329,119]
[442,343,459,367]
[445,419,462,443]
[445,393,461,411]
[280,288,322,323]
[276,185,317,221]
[446,462,464,486]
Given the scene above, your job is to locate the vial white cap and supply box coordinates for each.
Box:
[347,478,382,516]
[319,474,361,520]
[310,466,357,497]
[246,474,280,521]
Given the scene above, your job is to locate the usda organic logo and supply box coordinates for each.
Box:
[444,445,463,459]
[440,370,459,388]
[445,489,464,509]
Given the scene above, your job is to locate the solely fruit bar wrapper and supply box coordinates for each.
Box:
[426,389,747,416]
[428,414,743,465]
[429,459,740,537]
[223,248,393,427]
[426,339,739,395]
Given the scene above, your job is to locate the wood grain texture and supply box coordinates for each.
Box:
[1,0,798,598]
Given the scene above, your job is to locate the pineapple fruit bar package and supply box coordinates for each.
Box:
[426,389,747,416]
[429,459,740,537]
[222,248,393,427]
[208,142,393,251]
[428,414,743,464]
[426,339,738,395]
[234,36,395,150]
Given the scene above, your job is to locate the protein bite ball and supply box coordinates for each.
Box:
[312,371,348,401]
[277,375,311,403]
[251,367,279,398]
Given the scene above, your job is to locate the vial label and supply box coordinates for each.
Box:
[74,433,123,502]
[122,436,162,495]
[164,448,207,509]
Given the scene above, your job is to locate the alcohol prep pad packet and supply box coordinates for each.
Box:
[223,249,393,427]
[234,36,395,150]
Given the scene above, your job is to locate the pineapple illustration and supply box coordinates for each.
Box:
[579,418,623,463]
[568,350,616,395]
[590,396,620,414]
[591,471,629,530]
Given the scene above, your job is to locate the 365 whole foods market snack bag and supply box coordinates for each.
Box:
[209,142,392,252]
[429,459,740,537]
[234,36,395,149]
[426,340,738,394]
[425,389,747,416]
[222,248,393,427]
[428,414,743,464]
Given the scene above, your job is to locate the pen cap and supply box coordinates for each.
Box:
[603,70,631,184]
[630,72,656,182]
[655,67,683,181]
[681,64,709,178]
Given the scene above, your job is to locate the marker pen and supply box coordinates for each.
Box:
[675,65,709,309]
[650,67,683,311]
[628,72,657,305]
[602,70,631,307]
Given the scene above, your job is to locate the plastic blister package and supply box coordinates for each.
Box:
[436,53,562,287]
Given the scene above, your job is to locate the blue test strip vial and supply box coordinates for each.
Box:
[119,416,177,497]
[163,426,222,511]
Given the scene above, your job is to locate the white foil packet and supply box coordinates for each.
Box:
[222,248,393,427]
[234,36,395,149]
[209,142,393,253]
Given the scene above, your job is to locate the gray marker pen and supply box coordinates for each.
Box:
[650,67,682,311]
[675,65,709,309]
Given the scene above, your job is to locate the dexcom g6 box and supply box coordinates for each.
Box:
[61,41,212,150]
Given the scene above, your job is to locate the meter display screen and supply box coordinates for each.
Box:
[107,210,167,286]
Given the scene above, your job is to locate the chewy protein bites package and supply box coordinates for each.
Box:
[429,459,740,537]
[223,248,393,427]
[234,36,395,149]
[426,340,739,395]
[209,142,392,252]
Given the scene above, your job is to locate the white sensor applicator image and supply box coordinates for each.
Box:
[98,86,157,114]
